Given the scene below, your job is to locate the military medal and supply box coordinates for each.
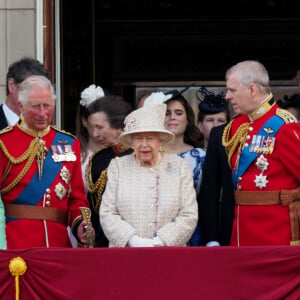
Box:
[60,166,71,184]
[254,135,262,153]
[250,135,257,153]
[254,174,269,189]
[250,134,275,154]
[54,183,67,199]
[51,144,76,162]
[265,136,275,154]
[256,155,269,172]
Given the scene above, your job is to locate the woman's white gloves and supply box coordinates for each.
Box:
[152,236,165,246]
[128,235,165,247]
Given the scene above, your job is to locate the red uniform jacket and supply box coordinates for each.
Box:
[228,103,300,246]
[0,123,89,249]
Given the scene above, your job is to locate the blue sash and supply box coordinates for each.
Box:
[232,115,284,189]
[11,131,74,202]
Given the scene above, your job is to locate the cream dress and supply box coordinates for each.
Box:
[100,153,198,247]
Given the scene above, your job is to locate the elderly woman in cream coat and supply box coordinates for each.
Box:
[100,98,198,247]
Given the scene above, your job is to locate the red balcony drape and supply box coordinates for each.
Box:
[1,246,300,299]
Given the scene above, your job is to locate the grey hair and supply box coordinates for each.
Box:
[18,75,56,104]
[225,60,271,94]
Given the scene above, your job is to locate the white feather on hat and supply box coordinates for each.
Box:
[143,92,172,106]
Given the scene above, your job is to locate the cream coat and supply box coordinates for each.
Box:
[100,153,198,247]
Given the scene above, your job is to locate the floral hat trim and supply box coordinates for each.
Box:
[80,84,105,108]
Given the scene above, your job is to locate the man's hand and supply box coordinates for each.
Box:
[77,220,95,247]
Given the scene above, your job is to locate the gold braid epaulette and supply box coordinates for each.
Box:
[50,125,76,139]
[0,138,42,194]
[0,126,13,135]
[222,120,250,168]
[276,108,297,124]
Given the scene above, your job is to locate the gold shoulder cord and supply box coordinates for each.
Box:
[0,138,45,194]
[222,120,250,168]
[85,154,108,214]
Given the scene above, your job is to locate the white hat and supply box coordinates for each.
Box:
[118,104,174,147]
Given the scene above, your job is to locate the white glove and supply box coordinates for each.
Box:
[206,241,220,247]
[152,236,165,246]
[128,235,154,247]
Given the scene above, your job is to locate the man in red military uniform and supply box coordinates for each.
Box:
[0,75,94,249]
[222,60,300,246]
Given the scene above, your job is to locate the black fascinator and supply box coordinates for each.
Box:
[196,86,227,113]
[165,86,191,101]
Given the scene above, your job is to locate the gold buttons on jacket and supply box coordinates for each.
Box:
[45,200,51,207]
[238,177,242,182]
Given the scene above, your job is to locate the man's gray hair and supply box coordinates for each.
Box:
[18,75,56,104]
[226,60,271,94]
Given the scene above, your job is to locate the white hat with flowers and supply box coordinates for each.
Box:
[118,92,174,147]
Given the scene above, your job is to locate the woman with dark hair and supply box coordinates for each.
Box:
[75,84,106,194]
[196,86,230,148]
[162,90,205,194]
[85,95,133,247]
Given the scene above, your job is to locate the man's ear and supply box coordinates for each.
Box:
[249,82,257,99]
[8,78,17,94]
[17,101,23,113]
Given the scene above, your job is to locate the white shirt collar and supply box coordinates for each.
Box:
[3,102,19,126]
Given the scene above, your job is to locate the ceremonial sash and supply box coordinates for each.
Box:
[7,132,74,221]
[232,115,284,189]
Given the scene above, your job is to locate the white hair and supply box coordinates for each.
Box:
[18,75,56,104]
[226,60,271,94]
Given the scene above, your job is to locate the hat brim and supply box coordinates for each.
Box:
[118,129,174,147]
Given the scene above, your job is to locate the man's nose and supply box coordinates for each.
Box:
[225,91,231,101]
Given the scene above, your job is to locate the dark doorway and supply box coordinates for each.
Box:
[61,0,300,133]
